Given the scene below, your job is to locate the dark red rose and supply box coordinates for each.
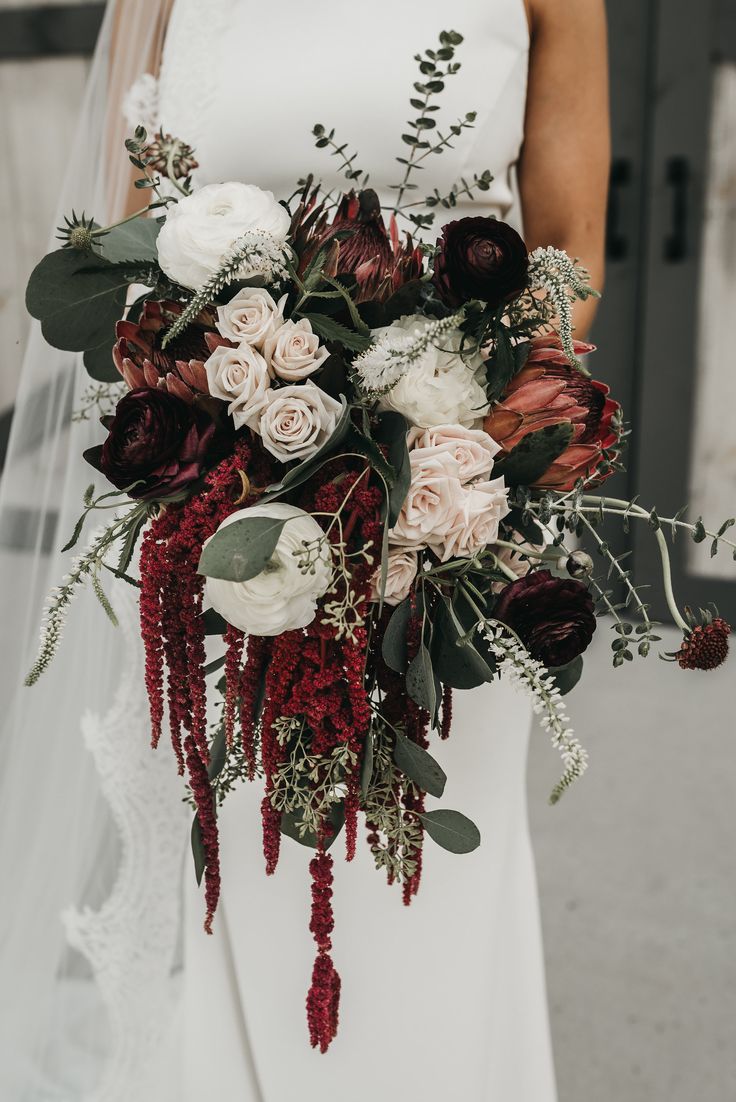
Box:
[433,216,529,308]
[84,387,216,501]
[493,569,596,668]
[291,185,423,304]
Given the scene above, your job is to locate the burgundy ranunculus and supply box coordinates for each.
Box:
[493,569,596,668]
[432,216,529,308]
[291,185,423,304]
[84,387,215,501]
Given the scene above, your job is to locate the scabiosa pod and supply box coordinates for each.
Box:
[670,612,731,671]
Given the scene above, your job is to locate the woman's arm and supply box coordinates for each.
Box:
[108,0,175,220]
[519,0,610,337]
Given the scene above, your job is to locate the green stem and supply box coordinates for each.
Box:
[93,203,159,238]
[653,526,689,633]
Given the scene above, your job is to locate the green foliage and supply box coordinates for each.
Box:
[548,655,584,696]
[312,124,369,187]
[406,642,438,717]
[418,809,481,854]
[372,411,411,527]
[191,816,206,885]
[494,423,574,487]
[486,329,530,403]
[301,312,372,352]
[280,805,346,852]
[430,596,495,690]
[381,596,416,674]
[93,216,161,265]
[393,729,447,798]
[26,250,132,355]
[197,516,290,582]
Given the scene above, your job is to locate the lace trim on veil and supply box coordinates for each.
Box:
[62,585,188,1101]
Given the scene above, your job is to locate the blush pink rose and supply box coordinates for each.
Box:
[369,547,419,606]
[406,423,501,483]
[263,318,330,381]
[389,453,461,549]
[438,478,510,562]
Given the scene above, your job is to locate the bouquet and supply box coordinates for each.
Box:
[24,31,733,1052]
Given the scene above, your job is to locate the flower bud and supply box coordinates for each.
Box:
[565,550,594,578]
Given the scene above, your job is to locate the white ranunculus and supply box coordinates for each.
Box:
[157,182,291,290]
[437,477,510,562]
[263,318,330,381]
[369,547,419,606]
[256,381,342,463]
[204,343,271,429]
[406,423,501,483]
[216,287,287,349]
[203,503,332,636]
[376,314,490,429]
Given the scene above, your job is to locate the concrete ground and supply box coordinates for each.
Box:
[528,623,736,1102]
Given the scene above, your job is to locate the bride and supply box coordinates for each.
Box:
[0,1,608,1098]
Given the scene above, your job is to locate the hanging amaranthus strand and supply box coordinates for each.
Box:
[306,851,341,1053]
[223,624,244,748]
[139,439,259,768]
[185,734,220,934]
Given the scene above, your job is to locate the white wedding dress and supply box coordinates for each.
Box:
[152,2,558,1100]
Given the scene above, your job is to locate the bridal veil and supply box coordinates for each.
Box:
[0,4,186,1097]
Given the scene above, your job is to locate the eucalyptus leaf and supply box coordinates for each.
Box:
[280,804,345,851]
[207,723,227,782]
[393,729,446,798]
[202,608,229,636]
[93,216,161,264]
[504,506,545,547]
[198,516,289,582]
[431,597,495,689]
[204,654,226,677]
[83,334,119,382]
[418,809,481,854]
[373,411,411,526]
[381,596,418,673]
[494,423,574,487]
[486,332,530,403]
[548,654,583,696]
[191,816,206,886]
[406,642,437,716]
[26,249,130,353]
[344,424,395,487]
[360,730,375,799]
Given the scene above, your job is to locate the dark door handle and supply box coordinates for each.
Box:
[664,156,690,262]
[606,158,631,261]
